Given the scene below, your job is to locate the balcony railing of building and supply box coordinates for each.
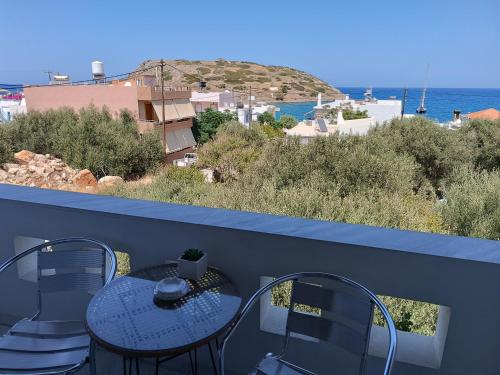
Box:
[0,183,499,374]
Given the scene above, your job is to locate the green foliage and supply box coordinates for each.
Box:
[458,119,500,171]
[181,248,204,261]
[441,168,500,240]
[374,296,439,336]
[4,106,163,179]
[278,115,298,129]
[257,112,276,126]
[342,109,368,120]
[197,121,264,181]
[0,126,12,164]
[192,109,236,144]
[370,117,474,189]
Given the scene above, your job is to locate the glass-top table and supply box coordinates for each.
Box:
[85,263,242,358]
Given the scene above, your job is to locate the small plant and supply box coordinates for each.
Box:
[181,248,204,262]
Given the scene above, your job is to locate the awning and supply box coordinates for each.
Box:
[152,99,195,122]
[174,98,196,119]
[165,127,196,154]
[152,100,178,122]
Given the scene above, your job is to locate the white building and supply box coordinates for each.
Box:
[315,90,402,124]
[236,102,280,128]
[0,93,27,123]
[285,115,376,143]
[190,91,235,113]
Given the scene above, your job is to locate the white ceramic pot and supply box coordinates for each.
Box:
[177,252,207,281]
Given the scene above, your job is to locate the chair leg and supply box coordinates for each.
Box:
[135,358,140,375]
[189,351,195,375]
[89,339,97,375]
[208,341,218,375]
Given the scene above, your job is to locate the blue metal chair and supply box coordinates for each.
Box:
[0,238,117,374]
[219,272,397,375]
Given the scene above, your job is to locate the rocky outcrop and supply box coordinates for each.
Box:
[0,150,98,192]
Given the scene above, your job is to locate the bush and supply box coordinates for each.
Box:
[0,126,12,164]
[5,106,163,179]
[197,121,264,181]
[192,109,235,144]
[441,168,500,240]
[370,117,474,189]
[278,115,298,129]
[458,119,500,171]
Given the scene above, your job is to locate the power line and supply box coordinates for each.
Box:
[0,64,162,90]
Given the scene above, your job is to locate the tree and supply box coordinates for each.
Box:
[458,119,500,171]
[257,112,276,126]
[192,109,235,144]
[5,106,163,179]
[278,115,298,129]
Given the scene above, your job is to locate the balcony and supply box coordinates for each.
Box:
[137,85,192,101]
[0,183,499,374]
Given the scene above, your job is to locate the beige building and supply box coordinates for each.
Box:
[24,74,197,162]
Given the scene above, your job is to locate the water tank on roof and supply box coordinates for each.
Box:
[91,61,105,79]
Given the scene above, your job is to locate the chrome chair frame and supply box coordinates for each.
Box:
[0,237,117,375]
[219,272,397,375]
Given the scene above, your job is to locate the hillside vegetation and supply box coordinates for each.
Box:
[136,59,344,102]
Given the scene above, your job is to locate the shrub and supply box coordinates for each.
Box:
[5,106,163,179]
[278,115,298,129]
[0,126,12,164]
[441,168,500,240]
[192,108,236,144]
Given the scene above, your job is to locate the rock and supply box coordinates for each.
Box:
[0,169,8,181]
[98,176,124,186]
[74,169,97,187]
[201,168,214,183]
[14,150,36,165]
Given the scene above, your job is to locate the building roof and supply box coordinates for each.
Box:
[468,108,500,121]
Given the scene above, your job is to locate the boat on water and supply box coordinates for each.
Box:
[416,87,427,113]
[416,64,429,114]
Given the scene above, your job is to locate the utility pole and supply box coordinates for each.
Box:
[401,87,408,120]
[160,59,166,154]
[248,85,252,128]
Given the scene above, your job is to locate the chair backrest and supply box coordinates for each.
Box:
[218,272,396,375]
[34,238,116,318]
[285,278,375,374]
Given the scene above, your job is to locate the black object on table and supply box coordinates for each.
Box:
[85,263,242,374]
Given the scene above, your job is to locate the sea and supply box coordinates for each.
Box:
[276,87,500,123]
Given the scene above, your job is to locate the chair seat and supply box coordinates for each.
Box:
[8,319,87,338]
[0,319,89,373]
[252,356,315,375]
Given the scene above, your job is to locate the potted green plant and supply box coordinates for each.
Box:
[177,248,207,281]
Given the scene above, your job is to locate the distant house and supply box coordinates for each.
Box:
[467,108,500,121]
[285,116,376,143]
[24,73,196,162]
[0,92,27,123]
[314,90,402,124]
[190,91,235,113]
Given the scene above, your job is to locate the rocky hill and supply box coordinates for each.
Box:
[136,59,344,102]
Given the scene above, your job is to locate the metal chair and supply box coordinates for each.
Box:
[219,272,397,375]
[0,238,117,374]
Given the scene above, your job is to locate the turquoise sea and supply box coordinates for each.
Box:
[276,87,500,123]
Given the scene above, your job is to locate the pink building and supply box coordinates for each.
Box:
[24,74,197,162]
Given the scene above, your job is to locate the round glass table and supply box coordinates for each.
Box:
[86,263,242,366]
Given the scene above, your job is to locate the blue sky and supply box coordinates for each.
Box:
[2,0,499,88]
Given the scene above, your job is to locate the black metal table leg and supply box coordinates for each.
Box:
[208,341,218,375]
